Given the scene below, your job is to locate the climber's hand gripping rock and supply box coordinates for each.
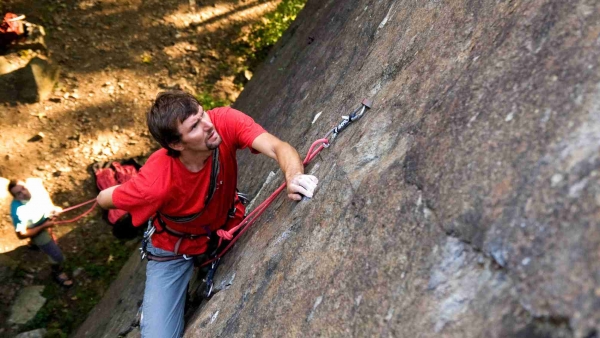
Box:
[287,174,319,201]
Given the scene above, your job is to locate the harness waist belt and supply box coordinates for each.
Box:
[146,253,188,262]
[157,219,212,239]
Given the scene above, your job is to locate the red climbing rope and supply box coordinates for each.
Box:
[48,199,98,225]
[202,137,331,267]
[46,161,139,225]
[43,138,329,231]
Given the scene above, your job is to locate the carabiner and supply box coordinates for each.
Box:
[203,257,220,298]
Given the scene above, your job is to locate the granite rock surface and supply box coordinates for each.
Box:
[77,0,600,337]
[188,0,600,337]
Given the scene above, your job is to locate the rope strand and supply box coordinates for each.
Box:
[202,137,330,267]
[48,199,98,225]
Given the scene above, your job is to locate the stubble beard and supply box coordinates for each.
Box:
[206,131,221,150]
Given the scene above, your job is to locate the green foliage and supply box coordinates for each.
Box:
[196,88,230,110]
[249,0,306,52]
[231,0,306,89]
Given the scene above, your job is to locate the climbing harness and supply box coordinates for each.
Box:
[140,148,221,260]
[137,148,230,296]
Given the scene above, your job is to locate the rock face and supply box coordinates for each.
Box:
[8,286,46,325]
[77,0,600,337]
[188,0,600,337]
[14,328,47,338]
[0,253,18,281]
[73,247,145,337]
[0,23,58,103]
[0,56,59,103]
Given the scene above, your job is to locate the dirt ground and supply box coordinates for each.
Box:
[0,0,278,335]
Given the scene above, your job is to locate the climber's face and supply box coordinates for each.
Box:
[171,106,222,153]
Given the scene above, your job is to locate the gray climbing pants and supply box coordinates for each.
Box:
[39,239,65,264]
[141,241,194,338]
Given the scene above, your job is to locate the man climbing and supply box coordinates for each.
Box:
[97,91,318,338]
[8,180,74,287]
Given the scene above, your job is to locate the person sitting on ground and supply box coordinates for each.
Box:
[8,179,74,287]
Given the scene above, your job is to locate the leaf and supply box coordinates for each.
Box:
[140,53,152,64]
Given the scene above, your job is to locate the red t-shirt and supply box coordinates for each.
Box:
[113,107,266,255]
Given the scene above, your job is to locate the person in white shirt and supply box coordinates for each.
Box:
[8,179,73,287]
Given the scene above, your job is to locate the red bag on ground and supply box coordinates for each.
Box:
[92,159,142,239]
[0,13,25,48]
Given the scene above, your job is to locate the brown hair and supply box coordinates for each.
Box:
[7,179,18,197]
[146,91,200,157]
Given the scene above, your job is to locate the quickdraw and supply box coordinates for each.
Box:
[326,98,372,144]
